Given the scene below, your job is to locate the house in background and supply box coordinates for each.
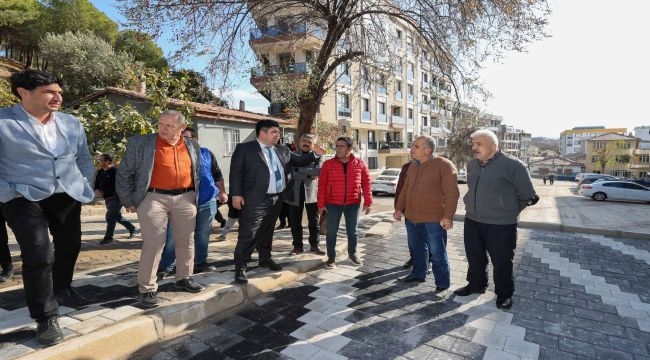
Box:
[76,87,293,189]
[528,156,582,178]
[584,133,640,178]
[0,57,24,79]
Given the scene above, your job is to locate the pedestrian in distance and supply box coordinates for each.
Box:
[453,129,539,310]
[94,153,139,245]
[548,174,555,185]
[157,128,228,280]
[542,176,547,185]
[394,136,459,289]
[0,70,95,345]
[317,136,373,268]
[116,110,206,309]
[229,119,324,284]
[285,134,325,256]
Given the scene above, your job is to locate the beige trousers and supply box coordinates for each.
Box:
[136,191,197,293]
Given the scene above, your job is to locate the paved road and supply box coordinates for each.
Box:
[129,213,650,360]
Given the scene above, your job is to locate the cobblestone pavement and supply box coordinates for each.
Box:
[131,215,650,360]
[0,211,388,359]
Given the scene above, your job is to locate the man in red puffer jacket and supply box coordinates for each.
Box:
[317,136,372,268]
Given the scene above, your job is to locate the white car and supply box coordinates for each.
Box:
[457,169,467,183]
[371,168,401,196]
[578,180,650,203]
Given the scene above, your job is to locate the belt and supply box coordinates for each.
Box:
[266,193,281,197]
[147,187,194,195]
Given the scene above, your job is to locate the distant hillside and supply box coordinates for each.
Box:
[530,137,559,152]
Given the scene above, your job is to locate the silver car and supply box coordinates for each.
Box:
[578,180,650,203]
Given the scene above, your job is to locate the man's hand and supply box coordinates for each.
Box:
[314,145,326,156]
[440,216,453,230]
[94,190,103,198]
[218,192,228,204]
[363,206,371,215]
[125,206,136,213]
[318,207,327,216]
[393,211,402,221]
[233,196,244,210]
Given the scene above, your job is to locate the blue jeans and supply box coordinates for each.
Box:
[325,204,360,259]
[103,196,135,239]
[159,200,217,271]
[405,220,450,288]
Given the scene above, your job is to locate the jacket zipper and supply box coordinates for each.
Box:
[343,161,348,205]
[473,165,482,214]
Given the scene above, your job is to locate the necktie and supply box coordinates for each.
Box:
[266,147,284,192]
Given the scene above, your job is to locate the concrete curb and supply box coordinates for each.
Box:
[20,223,393,360]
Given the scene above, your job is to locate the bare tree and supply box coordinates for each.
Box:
[117,0,550,141]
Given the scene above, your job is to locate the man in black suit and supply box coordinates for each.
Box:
[230,119,323,284]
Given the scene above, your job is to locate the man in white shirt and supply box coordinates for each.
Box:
[0,70,94,346]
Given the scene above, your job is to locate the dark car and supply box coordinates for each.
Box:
[577,175,617,188]
[630,179,650,187]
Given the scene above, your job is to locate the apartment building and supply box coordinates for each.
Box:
[559,126,627,155]
[632,126,650,178]
[247,11,456,170]
[584,133,640,177]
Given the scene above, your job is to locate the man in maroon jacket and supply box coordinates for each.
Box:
[317,137,372,268]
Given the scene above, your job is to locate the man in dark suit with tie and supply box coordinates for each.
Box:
[230,119,323,284]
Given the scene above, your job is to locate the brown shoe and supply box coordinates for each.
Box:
[309,246,325,255]
[289,247,304,255]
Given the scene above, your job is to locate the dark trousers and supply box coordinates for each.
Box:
[288,191,319,249]
[104,196,135,239]
[1,193,82,321]
[234,195,282,269]
[0,212,11,268]
[278,202,290,226]
[463,217,517,300]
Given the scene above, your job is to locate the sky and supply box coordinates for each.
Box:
[91,0,649,139]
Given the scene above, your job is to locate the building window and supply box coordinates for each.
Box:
[591,155,599,163]
[422,116,428,127]
[640,155,650,163]
[594,142,605,149]
[640,171,648,178]
[431,118,440,128]
[407,108,413,119]
[615,154,630,163]
[223,128,240,156]
[367,157,378,169]
[337,93,351,117]
[362,98,370,112]
[617,141,630,149]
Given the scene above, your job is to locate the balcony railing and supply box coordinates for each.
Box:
[379,141,404,149]
[367,142,378,150]
[337,107,351,117]
[377,113,387,123]
[251,63,309,78]
[361,111,371,121]
[407,94,414,103]
[376,86,387,95]
[250,23,325,40]
[394,91,403,100]
[419,103,430,112]
[391,115,404,125]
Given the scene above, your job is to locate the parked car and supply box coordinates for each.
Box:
[575,173,603,182]
[371,168,401,196]
[629,179,650,187]
[577,175,617,188]
[578,180,650,203]
[457,169,467,183]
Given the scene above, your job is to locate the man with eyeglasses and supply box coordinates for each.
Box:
[317,137,372,268]
[117,110,205,309]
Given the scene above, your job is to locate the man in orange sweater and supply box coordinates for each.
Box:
[394,135,459,288]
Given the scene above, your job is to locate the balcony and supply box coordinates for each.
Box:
[361,111,371,121]
[419,103,430,113]
[420,81,430,90]
[391,115,404,125]
[394,91,403,100]
[379,141,408,154]
[635,148,650,154]
[376,86,387,95]
[407,117,414,127]
[250,23,325,41]
[367,142,378,150]
[337,107,351,118]
[251,62,309,78]
[407,94,414,103]
[377,113,387,124]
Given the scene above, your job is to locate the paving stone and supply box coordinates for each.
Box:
[559,337,596,358]
[503,338,540,359]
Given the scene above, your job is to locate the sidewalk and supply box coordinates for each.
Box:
[0,180,648,359]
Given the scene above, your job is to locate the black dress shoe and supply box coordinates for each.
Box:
[36,317,64,346]
[0,264,14,282]
[496,297,513,309]
[453,285,487,297]
[259,259,282,271]
[435,287,449,292]
[234,269,248,284]
[402,275,425,283]
[55,287,88,307]
[194,262,217,273]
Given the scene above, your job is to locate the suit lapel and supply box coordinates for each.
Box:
[255,141,270,167]
[54,112,72,151]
